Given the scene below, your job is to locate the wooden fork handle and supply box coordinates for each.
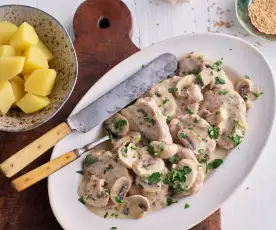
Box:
[11,151,78,192]
[0,122,71,178]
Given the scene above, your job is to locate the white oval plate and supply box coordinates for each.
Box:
[48,33,275,230]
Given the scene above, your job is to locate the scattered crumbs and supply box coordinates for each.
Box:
[246,187,250,190]
[207,27,211,32]
[214,21,233,29]
[229,48,233,51]
[156,23,159,26]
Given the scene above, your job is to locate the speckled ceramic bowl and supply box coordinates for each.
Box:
[235,0,276,41]
[0,5,78,132]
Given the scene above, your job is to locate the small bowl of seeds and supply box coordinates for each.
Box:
[236,0,276,41]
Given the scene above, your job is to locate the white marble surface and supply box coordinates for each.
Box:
[3,0,276,229]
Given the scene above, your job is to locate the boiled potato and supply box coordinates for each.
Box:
[33,40,53,61]
[17,93,50,114]
[9,22,39,50]
[0,57,25,80]
[21,47,49,75]
[23,75,30,81]
[10,75,24,85]
[0,80,15,114]
[0,45,16,57]
[25,69,56,96]
[0,21,18,45]
[10,80,25,108]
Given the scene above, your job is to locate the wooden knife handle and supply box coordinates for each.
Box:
[0,122,71,178]
[11,151,78,192]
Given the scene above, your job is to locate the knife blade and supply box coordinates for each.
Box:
[67,53,178,133]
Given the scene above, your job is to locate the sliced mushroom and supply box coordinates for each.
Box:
[148,85,177,117]
[118,142,139,169]
[110,177,131,204]
[179,52,206,76]
[105,113,129,136]
[132,147,167,177]
[80,176,110,208]
[122,195,150,218]
[177,129,203,151]
[235,77,252,99]
[175,159,198,190]
[175,74,194,97]
[149,141,178,159]
[176,145,198,164]
[111,132,141,151]
[136,176,162,193]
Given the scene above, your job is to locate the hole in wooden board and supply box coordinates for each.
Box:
[98,16,110,29]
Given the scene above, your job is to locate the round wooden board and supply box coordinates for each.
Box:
[0,0,220,229]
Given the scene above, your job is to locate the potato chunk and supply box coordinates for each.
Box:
[33,40,53,61]
[9,22,39,50]
[0,45,16,57]
[17,93,50,114]
[11,75,24,85]
[0,21,18,45]
[21,47,49,75]
[25,69,56,96]
[0,57,25,80]
[10,80,25,108]
[0,80,15,114]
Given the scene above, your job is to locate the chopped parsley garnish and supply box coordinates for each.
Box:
[196,73,204,87]
[78,197,86,204]
[115,197,124,204]
[111,227,117,230]
[208,126,219,139]
[122,147,128,154]
[76,170,84,175]
[104,164,113,174]
[218,89,228,95]
[185,106,194,114]
[243,95,248,101]
[244,75,250,79]
[194,117,201,123]
[215,77,226,84]
[147,144,155,155]
[130,146,137,150]
[199,55,204,60]
[168,87,178,95]
[184,203,190,209]
[162,98,170,105]
[230,134,243,147]
[141,64,144,68]
[188,127,193,130]
[232,120,239,133]
[198,149,205,154]
[198,154,209,163]
[137,108,156,125]
[166,116,173,124]
[187,68,201,75]
[168,155,177,164]
[211,59,223,72]
[85,155,98,166]
[104,212,108,218]
[137,183,144,189]
[167,197,178,206]
[183,166,192,174]
[115,119,127,130]
[208,159,223,170]
[159,142,164,152]
[107,129,116,141]
[251,91,264,98]
[179,132,187,139]
[167,74,173,78]
[148,172,161,184]
[111,213,118,218]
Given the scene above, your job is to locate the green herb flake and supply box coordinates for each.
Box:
[104,164,113,174]
[159,142,164,152]
[76,170,84,175]
[168,87,178,95]
[168,155,177,164]
[78,197,86,205]
[167,197,178,206]
[188,127,193,130]
[141,64,145,68]
[208,126,219,139]
[85,155,98,166]
[122,147,128,154]
[251,91,264,98]
[167,74,173,78]
[115,196,124,204]
[243,95,248,101]
[244,75,250,79]
[196,73,204,87]
[194,117,201,123]
[199,55,204,60]
[104,212,109,218]
[147,144,155,155]
[107,129,116,141]
[148,172,161,184]
[184,203,190,209]
[208,159,223,170]
[198,149,205,154]
[183,166,192,174]
[198,154,209,163]
[218,89,228,95]
[115,119,127,130]
[215,77,226,85]
[111,213,118,218]
[179,132,187,139]
[166,116,173,124]
[162,98,170,105]
[137,183,144,189]
[137,108,156,125]
[230,134,243,147]
[212,59,223,72]
[130,146,137,150]
[111,227,117,230]
[185,106,194,115]
[187,68,201,75]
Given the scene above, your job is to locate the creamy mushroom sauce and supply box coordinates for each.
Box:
[78,52,262,219]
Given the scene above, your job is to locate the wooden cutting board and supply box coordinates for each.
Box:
[0,0,221,229]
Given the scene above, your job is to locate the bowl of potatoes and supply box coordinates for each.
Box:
[0,5,78,132]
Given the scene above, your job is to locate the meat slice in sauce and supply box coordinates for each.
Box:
[199,88,247,150]
[179,52,207,76]
[121,97,173,144]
